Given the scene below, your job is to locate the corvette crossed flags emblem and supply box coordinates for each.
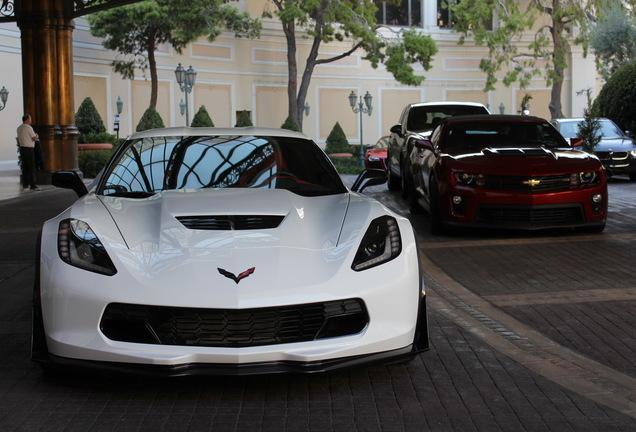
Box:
[218,267,255,284]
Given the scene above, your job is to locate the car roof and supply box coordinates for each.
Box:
[408,101,488,108]
[552,117,613,123]
[438,114,547,124]
[127,126,310,140]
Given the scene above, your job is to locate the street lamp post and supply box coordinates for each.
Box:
[175,63,197,126]
[114,96,123,139]
[0,86,8,111]
[348,91,373,167]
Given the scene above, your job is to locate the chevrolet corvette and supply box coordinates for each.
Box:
[32,127,428,376]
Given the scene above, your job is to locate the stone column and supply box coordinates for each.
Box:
[17,0,79,183]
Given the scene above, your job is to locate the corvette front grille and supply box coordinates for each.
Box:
[101,299,368,348]
[176,215,285,230]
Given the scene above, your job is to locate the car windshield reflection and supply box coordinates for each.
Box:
[441,121,568,152]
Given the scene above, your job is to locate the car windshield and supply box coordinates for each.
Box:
[407,105,489,131]
[440,121,569,152]
[99,135,346,197]
[558,119,624,139]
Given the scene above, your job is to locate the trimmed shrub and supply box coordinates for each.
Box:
[78,150,113,178]
[593,62,636,134]
[281,115,300,131]
[75,97,106,138]
[235,110,253,127]
[81,132,119,145]
[190,106,215,127]
[136,106,165,132]
[324,122,351,154]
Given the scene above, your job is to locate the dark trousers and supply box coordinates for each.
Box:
[19,146,37,189]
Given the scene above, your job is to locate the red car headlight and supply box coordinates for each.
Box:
[454,172,485,187]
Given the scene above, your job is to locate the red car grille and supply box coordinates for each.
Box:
[101,299,368,348]
[485,174,572,192]
[476,204,584,227]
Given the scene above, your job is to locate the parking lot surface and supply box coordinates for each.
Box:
[0,169,634,431]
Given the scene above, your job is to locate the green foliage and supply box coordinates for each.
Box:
[190,106,215,127]
[576,89,602,153]
[79,150,113,178]
[235,110,253,127]
[325,122,351,154]
[80,132,119,145]
[75,97,106,136]
[590,5,636,81]
[88,0,261,107]
[281,115,300,131]
[449,0,600,117]
[330,156,363,175]
[593,62,636,134]
[136,106,165,132]
[265,0,438,127]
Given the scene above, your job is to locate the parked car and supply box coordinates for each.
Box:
[387,102,491,193]
[364,136,389,171]
[33,127,428,376]
[406,115,607,234]
[550,117,636,180]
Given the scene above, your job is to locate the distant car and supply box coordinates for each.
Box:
[33,127,428,376]
[365,136,389,171]
[407,115,608,234]
[387,102,491,192]
[550,117,636,180]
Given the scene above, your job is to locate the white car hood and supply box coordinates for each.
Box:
[97,188,349,252]
[63,188,382,306]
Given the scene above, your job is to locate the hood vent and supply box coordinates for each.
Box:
[490,148,551,158]
[176,215,285,230]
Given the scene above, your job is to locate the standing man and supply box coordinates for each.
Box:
[17,114,41,191]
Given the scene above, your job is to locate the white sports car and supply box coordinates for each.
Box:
[33,127,428,376]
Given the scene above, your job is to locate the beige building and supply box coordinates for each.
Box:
[0,0,600,169]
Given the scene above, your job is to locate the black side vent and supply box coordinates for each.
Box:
[176,215,285,230]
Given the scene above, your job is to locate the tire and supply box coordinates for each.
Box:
[387,158,400,191]
[629,173,636,181]
[429,177,445,235]
[31,231,50,365]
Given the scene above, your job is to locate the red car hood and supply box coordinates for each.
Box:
[445,147,602,174]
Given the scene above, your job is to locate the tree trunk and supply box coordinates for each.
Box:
[282,20,300,129]
[148,30,158,108]
[548,16,565,119]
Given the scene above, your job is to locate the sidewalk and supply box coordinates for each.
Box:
[0,166,55,201]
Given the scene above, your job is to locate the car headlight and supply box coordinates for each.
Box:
[58,219,117,276]
[352,216,401,271]
[454,172,485,187]
[570,171,599,187]
[630,150,636,157]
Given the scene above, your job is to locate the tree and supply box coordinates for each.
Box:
[75,97,106,136]
[190,106,215,127]
[324,122,350,154]
[449,0,601,119]
[265,0,438,130]
[590,4,636,81]
[576,89,601,153]
[136,106,165,132]
[593,61,636,134]
[88,0,260,108]
[235,111,253,127]
[281,115,300,131]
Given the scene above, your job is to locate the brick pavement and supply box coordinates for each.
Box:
[0,174,635,431]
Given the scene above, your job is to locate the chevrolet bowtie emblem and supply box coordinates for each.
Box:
[218,267,255,284]
[523,179,541,187]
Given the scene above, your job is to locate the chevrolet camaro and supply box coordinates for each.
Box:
[406,115,608,234]
[32,127,428,376]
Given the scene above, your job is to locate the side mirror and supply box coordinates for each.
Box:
[351,169,387,193]
[52,171,88,197]
[570,137,584,148]
[390,124,403,136]
[414,139,434,151]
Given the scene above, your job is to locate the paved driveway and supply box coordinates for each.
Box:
[0,176,634,431]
